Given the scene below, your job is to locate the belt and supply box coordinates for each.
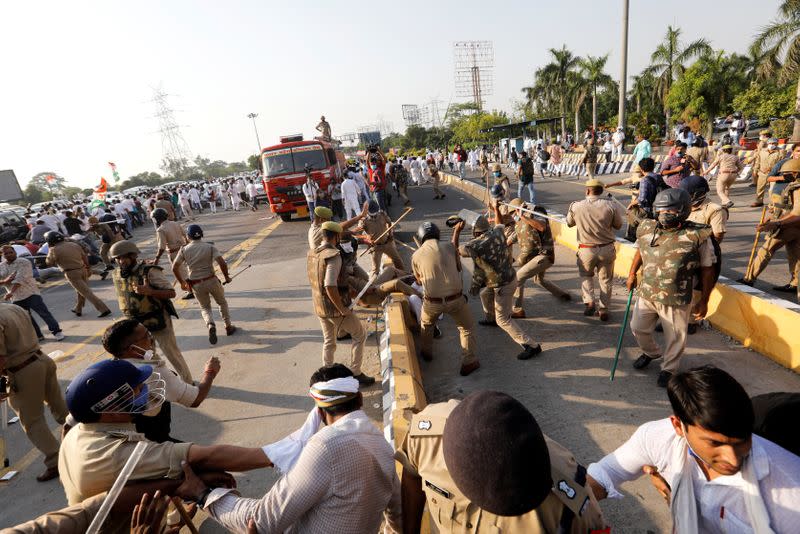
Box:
[4,354,38,374]
[424,292,463,304]
[578,242,614,249]
[187,274,217,287]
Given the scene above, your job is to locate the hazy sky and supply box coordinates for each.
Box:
[1,0,783,189]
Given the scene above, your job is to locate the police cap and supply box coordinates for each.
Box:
[109,240,140,258]
[186,224,203,239]
[584,178,605,189]
[314,206,333,219]
[442,391,552,516]
[321,221,342,233]
[492,163,502,172]
[509,197,524,208]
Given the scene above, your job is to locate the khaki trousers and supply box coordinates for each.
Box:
[192,277,231,328]
[7,354,68,468]
[398,183,409,204]
[480,163,489,183]
[318,314,365,375]
[514,254,569,309]
[420,296,477,365]
[586,163,597,178]
[100,242,112,267]
[576,244,616,310]
[371,240,406,274]
[151,314,193,383]
[756,171,770,202]
[480,280,535,347]
[716,172,737,205]
[65,269,110,314]
[630,297,691,373]
[749,227,800,285]
[433,174,443,197]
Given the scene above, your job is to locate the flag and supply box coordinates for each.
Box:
[108,162,120,183]
[95,177,108,193]
[45,174,55,183]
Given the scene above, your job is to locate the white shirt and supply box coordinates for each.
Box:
[189,189,201,203]
[130,358,199,407]
[301,181,319,202]
[246,183,258,197]
[0,258,40,301]
[588,418,800,533]
[40,214,61,231]
[341,178,360,203]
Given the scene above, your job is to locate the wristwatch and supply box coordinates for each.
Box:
[195,487,212,508]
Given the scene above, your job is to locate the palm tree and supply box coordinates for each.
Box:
[580,55,615,130]
[629,72,657,114]
[566,71,590,140]
[751,0,800,139]
[645,26,712,138]
[538,45,581,140]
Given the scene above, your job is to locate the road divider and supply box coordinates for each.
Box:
[440,171,800,373]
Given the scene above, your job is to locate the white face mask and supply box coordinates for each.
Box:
[131,344,154,361]
[768,144,777,151]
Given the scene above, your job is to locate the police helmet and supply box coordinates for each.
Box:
[109,240,140,258]
[187,224,203,239]
[678,175,710,204]
[490,184,504,198]
[780,158,800,174]
[416,222,440,244]
[367,200,380,215]
[653,188,692,220]
[472,215,491,235]
[44,231,64,246]
[151,208,169,224]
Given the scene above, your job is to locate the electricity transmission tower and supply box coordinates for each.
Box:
[152,86,192,175]
[453,41,494,111]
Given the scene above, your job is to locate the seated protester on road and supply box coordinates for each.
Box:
[587,366,800,533]
[175,363,402,534]
[100,319,221,443]
[397,390,607,533]
[351,265,420,307]
[59,359,271,507]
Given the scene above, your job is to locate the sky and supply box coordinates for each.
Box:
[0,0,784,189]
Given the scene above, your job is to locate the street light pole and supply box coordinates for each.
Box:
[247,112,262,154]
[618,0,630,132]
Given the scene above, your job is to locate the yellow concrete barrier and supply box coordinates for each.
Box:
[440,171,800,373]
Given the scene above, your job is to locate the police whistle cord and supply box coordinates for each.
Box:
[223,264,252,285]
[86,440,149,534]
[744,205,768,280]
[610,289,635,381]
[350,273,379,309]
[498,202,565,225]
[358,207,414,258]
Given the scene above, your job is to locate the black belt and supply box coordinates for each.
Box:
[4,354,38,374]
[424,292,463,304]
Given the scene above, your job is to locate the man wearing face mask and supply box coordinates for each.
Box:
[109,240,193,383]
[748,137,785,207]
[101,319,220,442]
[627,189,716,387]
[587,366,800,533]
[661,142,699,188]
[490,163,510,201]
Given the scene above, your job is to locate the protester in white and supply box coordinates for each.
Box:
[219,182,230,211]
[230,184,241,211]
[40,211,63,233]
[204,187,217,214]
[341,174,362,219]
[611,128,625,161]
[234,178,246,204]
[587,366,800,534]
[409,157,422,186]
[351,169,370,204]
[246,180,259,210]
[179,189,194,219]
[468,149,478,171]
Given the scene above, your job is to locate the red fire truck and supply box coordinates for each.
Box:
[260,134,346,221]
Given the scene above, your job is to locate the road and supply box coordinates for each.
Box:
[449,162,798,301]
[1,180,798,533]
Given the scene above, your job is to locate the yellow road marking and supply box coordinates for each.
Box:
[0,219,282,484]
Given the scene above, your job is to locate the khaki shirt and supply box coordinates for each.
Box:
[154,199,175,219]
[686,146,710,165]
[46,241,85,272]
[791,187,800,216]
[360,213,392,244]
[716,152,744,174]
[566,195,624,245]
[156,220,185,252]
[0,258,40,302]
[0,302,41,367]
[397,400,607,534]
[754,148,785,175]
[687,202,728,237]
[412,240,463,298]
[308,222,324,250]
[0,493,114,534]
[58,422,192,505]
[174,241,220,280]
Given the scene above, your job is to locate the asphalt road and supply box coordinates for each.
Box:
[1,182,798,533]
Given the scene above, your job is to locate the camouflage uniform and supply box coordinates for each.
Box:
[686,203,727,326]
[392,163,410,205]
[630,220,715,373]
[460,226,535,347]
[582,145,600,177]
[510,212,569,310]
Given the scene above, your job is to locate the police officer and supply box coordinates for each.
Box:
[627,189,716,387]
[357,200,406,275]
[307,221,375,386]
[566,179,624,321]
[154,192,177,221]
[307,205,366,251]
[172,224,236,345]
[704,144,743,208]
[150,207,192,300]
[45,231,112,318]
[749,137,785,207]
[490,163,510,200]
[506,199,570,319]
[0,303,68,481]
[397,390,606,533]
[109,240,193,383]
[753,158,800,302]
[88,215,120,273]
[389,158,411,205]
[454,212,542,360]
[411,222,479,376]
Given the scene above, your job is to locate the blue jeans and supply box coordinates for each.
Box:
[459,162,466,179]
[15,294,61,337]
[307,201,316,221]
[372,190,387,212]
[518,179,536,204]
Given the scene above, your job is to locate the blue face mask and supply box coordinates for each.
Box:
[370,165,377,171]
[493,172,501,177]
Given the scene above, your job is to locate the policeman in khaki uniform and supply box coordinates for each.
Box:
[110,240,193,383]
[703,144,743,208]
[357,200,406,275]
[172,224,236,345]
[307,221,375,386]
[412,222,479,376]
[307,205,366,251]
[628,189,716,387]
[430,159,445,200]
[0,303,68,481]
[45,231,112,318]
[150,207,192,300]
[566,180,624,321]
[154,193,177,221]
[505,198,570,319]
[454,211,542,360]
[397,391,607,533]
[748,137,785,207]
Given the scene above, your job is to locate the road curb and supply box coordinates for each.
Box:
[440,171,800,373]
